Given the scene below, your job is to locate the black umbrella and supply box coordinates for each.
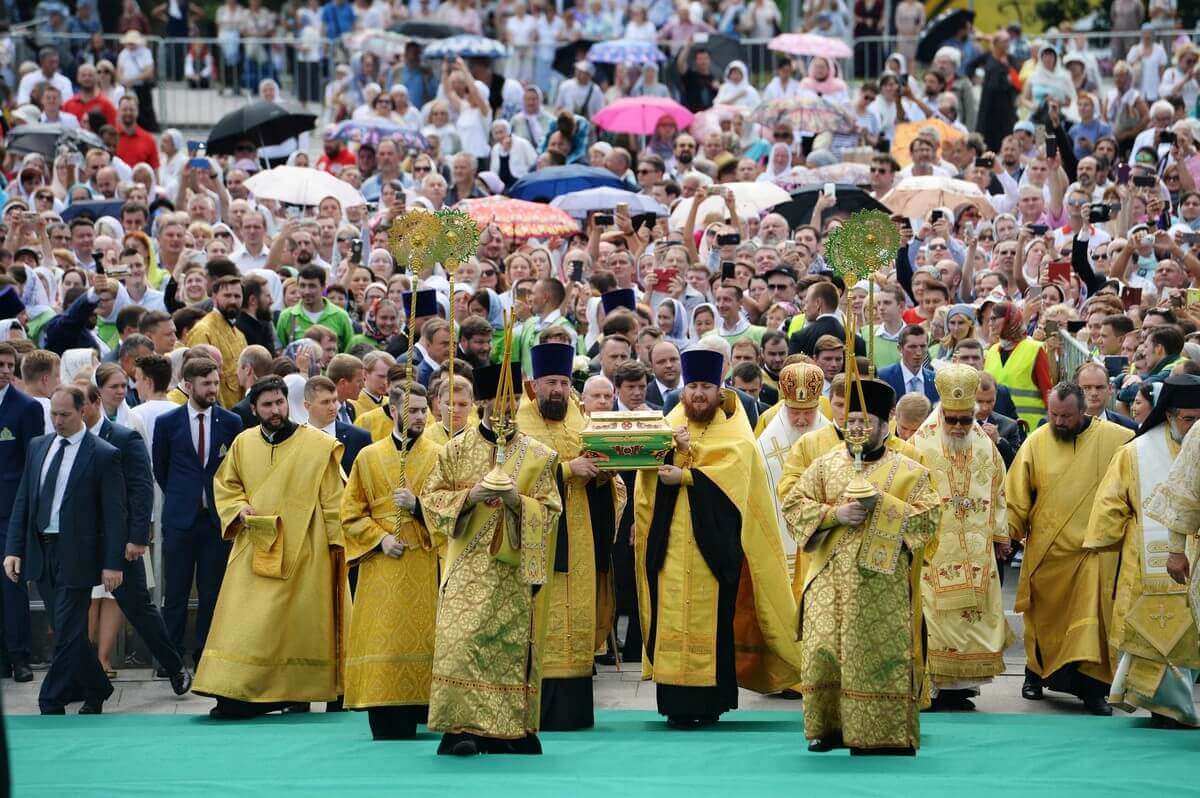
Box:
[774,184,889,229]
[61,199,125,223]
[389,20,466,39]
[205,102,317,156]
[553,39,599,78]
[5,124,106,159]
[916,9,974,64]
[662,33,742,94]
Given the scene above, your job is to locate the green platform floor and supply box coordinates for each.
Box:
[6,709,1196,797]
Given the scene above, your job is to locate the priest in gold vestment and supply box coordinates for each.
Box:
[184,275,248,409]
[633,350,802,728]
[341,382,442,739]
[783,379,940,755]
[421,362,562,756]
[516,343,625,731]
[911,364,1014,711]
[1006,382,1133,715]
[1087,375,1200,727]
[197,376,349,719]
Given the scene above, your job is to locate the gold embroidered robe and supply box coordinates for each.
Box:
[421,425,561,739]
[195,425,348,703]
[1006,420,1133,683]
[911,417,1014,685]
[355,405,395,443]
[782,447,940,749]
[341,432,442,710]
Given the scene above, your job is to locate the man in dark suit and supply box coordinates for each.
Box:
[230,345,274,430]
[788,281,866,357]
[81,383,191,696]
[975,372,1024,467]
[646,341,681,412]
[4,385,127,714]
[0,342,42,682]
[877,325,940,406]
[1076,361,1138,431]
[42,273,113,355]
[152,357,242,665]
[328,354,365,426]
[302,375,370,475]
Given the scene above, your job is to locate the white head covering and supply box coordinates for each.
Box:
[61,348,99,383]
[284,372,309,424]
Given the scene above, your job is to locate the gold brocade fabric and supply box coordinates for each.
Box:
[350,389,385,420]
[355,406,395,443]
[910,418,1014,683]
[341,434,442,709]
[516,401,625,679]
[633,393,802,696]
[782,448,940,749]
[184,310,248,409]
[1147,423,1200,538]
[420,426,561,739]
[1006,421,1133,681]
[194,426,348,703]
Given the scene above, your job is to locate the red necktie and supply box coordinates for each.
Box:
[197,413,206,466]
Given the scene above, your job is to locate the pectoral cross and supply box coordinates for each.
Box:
[764,437,791,470]
[1150,602,1175,630]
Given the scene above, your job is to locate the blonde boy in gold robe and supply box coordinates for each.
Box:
[1087,375,1200,727]
[911,364,1014,710]
[184,275,248,409]
[634,350,802,728]
[1006,381,1133,715]
[784,379,940,755]
[197,376,349,719]
[516,343,626,731]
[421,361,562,756]
[341,381,443,739]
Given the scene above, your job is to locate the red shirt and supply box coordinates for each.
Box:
[901,307,926,325]
[317,148,356,175]
[116,126,159,171]
[63,93,117,127]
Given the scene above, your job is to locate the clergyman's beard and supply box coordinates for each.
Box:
[538,396,568,421]
[1050,423,1081,443]
[261,413,288,433]
[220,304,239,322]
[255,303,273,322]
[942,430,971,453]
[683,397,718,424]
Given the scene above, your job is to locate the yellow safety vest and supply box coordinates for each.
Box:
[984,337,1045,428]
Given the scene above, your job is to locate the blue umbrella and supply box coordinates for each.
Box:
[506,165,635,203]
[61,200,125,223]
[587,39,667,66]
[423,35,508,60]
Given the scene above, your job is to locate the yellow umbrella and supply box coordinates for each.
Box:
[891,118,966,167]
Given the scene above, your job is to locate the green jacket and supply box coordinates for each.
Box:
[276,299,355,352]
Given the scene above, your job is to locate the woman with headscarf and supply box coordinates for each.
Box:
[631,63,670,98]
[159,129,186,196]
[983,300,1052,428]
[758,142,794,183]
[349,297,400,351]
[714,60,760,109]
[930,303,976,361]
[654,296,688,348]
[61,348,100,384]
[868,72,925,140]
[1022,43,1076,113]
[490,119,537,187]
[511,85,555,148]
[687,302,717,344]
[798,56,849,104]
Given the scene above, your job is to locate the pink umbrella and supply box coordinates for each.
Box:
[768,33,852,60]
[593,97,695,135]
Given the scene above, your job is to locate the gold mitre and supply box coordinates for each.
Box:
[935,363,980,412]
[779,362,825,409]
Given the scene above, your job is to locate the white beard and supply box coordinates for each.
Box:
[942,430,972,453]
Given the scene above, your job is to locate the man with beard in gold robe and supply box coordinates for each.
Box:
[197,375,349,719]
[421,361,562,756]
[910,364,1014,711]
[783,379,940,755]
[633,349,802,728]
[1006,381,1133,715]
[341,381,443,739]
[516,343,626,731]
[1086,375,1200,727]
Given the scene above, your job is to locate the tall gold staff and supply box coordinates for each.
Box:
[433,209,481,445]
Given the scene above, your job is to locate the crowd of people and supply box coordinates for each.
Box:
[2,0,1200,762]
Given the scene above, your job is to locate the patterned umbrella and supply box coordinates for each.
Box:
[750,96,857,134]
[459,196,580,240]
[330,121,429,151]
[593,96,694,135]
[767,33,852,59]
[423,35,508,60]
[587,39,667,66]
[772,163,872,191]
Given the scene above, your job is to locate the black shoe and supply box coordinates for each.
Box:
[776,689,803,700]
[1083,695,1113,716]
[808,732,844,752]
[850,746,916,756]
[326,697,345,712]
[11,657,33,683]
[0,659,11,678]
[1021,678,1044,701]
[79,700,103,715]
[209,706,248,720]
[594,652,617,666]
[154,666,170,679]
[169,669,192,696]
[39,705,65,715]
[450,738,479,756]
[666,716,699,729]
[283,702,311,714]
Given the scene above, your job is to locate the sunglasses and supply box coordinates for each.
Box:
[943,414,975,427]
[768,283,790,290]
[413,166,430,173]
[870,167,890,174]
[636,168,657,175]
[929,243,949,249]
[337,236,356,242]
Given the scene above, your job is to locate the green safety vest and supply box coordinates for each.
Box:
[984,337,1045,428]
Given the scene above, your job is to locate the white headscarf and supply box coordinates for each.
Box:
[1031,44,1077,107]
[61,348,99,383]
[715,60,761,108]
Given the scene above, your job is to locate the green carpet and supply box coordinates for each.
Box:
[6,709,1193,797]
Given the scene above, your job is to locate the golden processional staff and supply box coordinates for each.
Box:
[822,210,901,501]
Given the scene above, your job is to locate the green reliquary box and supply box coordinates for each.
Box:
[581,411,675,470]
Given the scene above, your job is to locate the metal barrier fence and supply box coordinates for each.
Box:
[5,26,1199,129]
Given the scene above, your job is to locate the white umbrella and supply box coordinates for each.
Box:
[550,187,668,219]
[880,175,995,220]
[668,181,792,230]
[244,165,367,208]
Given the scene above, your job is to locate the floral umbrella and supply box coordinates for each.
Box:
[459,196,580,240]
[750,97,857,134]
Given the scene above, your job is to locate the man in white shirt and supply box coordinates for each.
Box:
[38,85,78,129]
[554,61,604,118]
[613,360,651,412]
[16,47,72,105]
[231,209,271,273]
